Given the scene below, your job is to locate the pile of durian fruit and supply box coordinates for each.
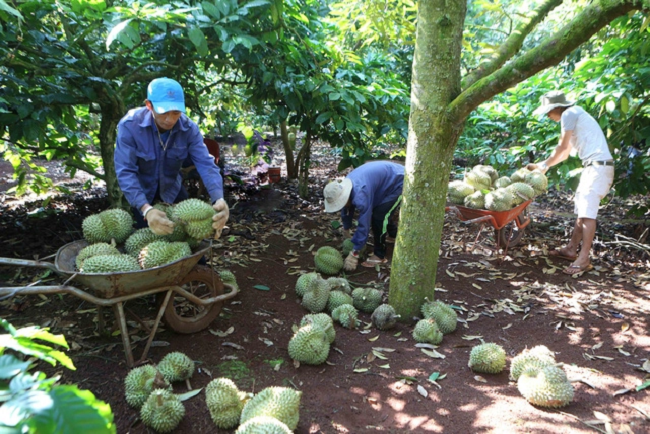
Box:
[125,351,301,433]
[448,165,548,211]
[77,199,216,273]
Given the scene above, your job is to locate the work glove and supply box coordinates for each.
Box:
[146,209,175,236]
[342,228,351,239]
[343,251,359,271]
[212,198,230,240]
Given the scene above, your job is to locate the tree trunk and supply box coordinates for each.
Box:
[298,133,312,198]
[99,103,127,209]
[279,120,297,178]
[388,0,467,320]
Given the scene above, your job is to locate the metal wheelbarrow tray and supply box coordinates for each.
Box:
[0,240,239,367]
[446,199,532,249]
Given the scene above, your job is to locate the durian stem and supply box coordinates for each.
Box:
[185,378,192,390]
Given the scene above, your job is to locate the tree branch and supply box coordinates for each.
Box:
[450,0,648,123]
[461,0,563,89]
[65,159,105,180]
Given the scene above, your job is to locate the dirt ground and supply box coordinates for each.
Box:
[1,150,650,434]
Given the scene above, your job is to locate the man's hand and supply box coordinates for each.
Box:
[343,252,358,271]
[212,198,230,239]
[146,209,175,235]
[527,162,548,174]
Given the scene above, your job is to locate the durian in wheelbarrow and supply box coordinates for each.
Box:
[205,377,249,429]
[171,198,216,240]
[153,203,186,242]
[239,386,302,430]
[464,168,492,191]
[140,388,185,433]
[288,322,330,365]
[494,176,512,189]
[447,180,475,205]
[80,254,140,273]
[75,242,121,269]
[485,188,514,212]
[524,170,548,196]
[511,167,531,183]
[507,182,536,205]
[463,191,485,209]
[124,364,170,408]
[124,228,163,257]
[82,208,134,244]
[468,342,507,374]
[235,415,292,434]
[314,246,344,275]
[138,240,192,269]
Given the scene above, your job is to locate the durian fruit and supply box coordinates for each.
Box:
[510,345,557,381]
[327,290,354,313]
[511,167,531,183]
[171,198,216,240]
[295,272,319,298]
[524,170,548,196]
[235,415,292,434]
[288,323,330,365]
[463,191,485,209]
[507,182,536,205]
[153,203,187,242]
[421,300,458,334]
[464,169,492,191]
[485,188,514,212]
[80,254,141,273]
[219,270,239,291]
[371,304,399,330]
[75,242,121,269]
[205,377,248,429]
[82,208,134,244]
[517,364,574,408]
[474,165,499,183]
[124,365,170,408]
[331,304,358,329]
[412,318,443,344]
[314,246,344,275]
[326,277,351,294]
[494,176,512,189]
[125,228,163,257]
[468,343,507,374]
[351,287,383,313]
[447,180,475,205]
[300,313,335,343]
[301,277,331,313]
[239,386,302,431]
[138,240,192,269]
[140,388,185,433]
[157,351,194,383]
[341,238,355,257]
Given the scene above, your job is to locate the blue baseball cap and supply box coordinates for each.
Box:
[147,78,186,114]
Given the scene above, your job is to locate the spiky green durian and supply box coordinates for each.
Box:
[314,246,344,275]
[474,165,499,183]
[371,304,399,330]
[295,272,319,298]
[463,191,485,209]
[171,198,216,240]
[157,352,194,383]
[412,318,443,344]
[326,277,351,294]
[219,270,239,290]
[468,343,507,374]
[464,169,492,190]
[341,238,355,257]
[301,278,331,313]
[510,346,557,381]
[152,203,187,242]
[288,323,330,365]
[82,208,134,244]
[235,416,292,434]
[138,240,192,269]
[511,167,531,183]
[125,228,163,257]
[124,365,170,408]
[524,170,548,196]
[75,242,120,269]
[205,377,247,429]
[331,304,359,329]
[448,180,475,204]
[239,387,302,430]
[507,182,536,205]
[494,176,512,189]
[485,188,514,212]
[80,254,140,273]
[517,364,574,408]
[351,287,383,313]
[140,388,185,433]
[327,290,354,313]
[300,313,335,343]
[421,300,458,335]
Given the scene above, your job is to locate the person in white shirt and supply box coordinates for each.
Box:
[528,91,614,275]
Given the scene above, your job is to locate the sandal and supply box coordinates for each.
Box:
[548,249,577,261]
[361,257,388,268]
[562,263,593,275]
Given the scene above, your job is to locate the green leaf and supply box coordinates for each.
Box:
[329,92,341,101]
[176,388,203,401]
[202,1,220,18]
[636,380,650,392]
[105,19,131,50]
[315,111,331,124]
[620,95,629,114]
[253,285,270,291]
[0,0,23,20]
[0,355,31,380]
[428,372,440,382]
[331,221,341,229]
[605,100,616,113]
[188,26,208,57]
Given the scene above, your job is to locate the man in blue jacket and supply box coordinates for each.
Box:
[114,78,229,237]
[323,161,404,270]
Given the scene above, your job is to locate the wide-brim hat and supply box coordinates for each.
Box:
[533,90,575,116]
[147,77,186,114]
[323,178,352,213]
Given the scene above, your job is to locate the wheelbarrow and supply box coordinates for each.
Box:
[446,199,532,250]
[0,240,239,367]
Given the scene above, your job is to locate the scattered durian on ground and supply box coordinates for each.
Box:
[157,351,194,389]
[421,300,458,334]
[341,239,366,258]
[80,254,141,273]
[331,304,359,329]
[140,388,185,433]
[295,272,319,298]
[75,242,121,269]
[82,208,134,244]
[288,323,330,365]
[468,343,507,374]
[314,246,344,275]
[171,198,216,240]
[327,290,354,313]
[326,276,351,294]
[351,287,383,313]
[239,386,302,431]
[300,313,335,343]
[235,415,292,434]
[219,269,239,291]
[301,277,331,313]
[205,377,248,429]
[124,365,170,408]
[517,364,574,408]
[412,318,443,344]
[371,304,400,330]
[510,345,557,381]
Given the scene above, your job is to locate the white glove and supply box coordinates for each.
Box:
[343,252,359,271]
[146,209,175,235]
[212,198,230,239]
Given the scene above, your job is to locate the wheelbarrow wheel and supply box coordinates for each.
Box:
[495,209,530,248]
[162,265,224,334]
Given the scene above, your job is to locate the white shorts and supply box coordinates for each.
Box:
[574,165,614,219]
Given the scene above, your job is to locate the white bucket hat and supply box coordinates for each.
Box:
[323,178,353,213]
[533,90,575,116]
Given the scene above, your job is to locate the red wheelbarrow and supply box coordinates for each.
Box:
[446,200,532,249]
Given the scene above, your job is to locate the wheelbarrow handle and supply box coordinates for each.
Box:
[0,257,58,272]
